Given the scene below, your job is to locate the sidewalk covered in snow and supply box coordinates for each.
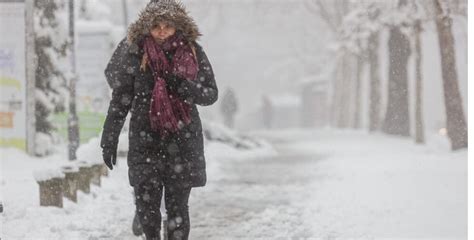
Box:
[1,129,466,239]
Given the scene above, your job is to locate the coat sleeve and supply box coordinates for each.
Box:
[168,43,219,106]
[100,39,137,149]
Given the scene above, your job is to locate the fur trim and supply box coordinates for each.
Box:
[127,0,201,45]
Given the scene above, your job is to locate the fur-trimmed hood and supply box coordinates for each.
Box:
[127,0,201,45]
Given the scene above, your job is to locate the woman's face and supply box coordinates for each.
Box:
[150,22,176,42]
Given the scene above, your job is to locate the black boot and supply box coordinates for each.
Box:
[132,211,144,236]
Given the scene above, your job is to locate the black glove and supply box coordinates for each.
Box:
[102,146,117,170]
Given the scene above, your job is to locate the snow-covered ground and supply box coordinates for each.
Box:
[0,129,467,239]
[247,129,466,239]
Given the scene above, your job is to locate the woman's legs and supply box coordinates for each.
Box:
[133,179,164,239]
[164,186,192,240]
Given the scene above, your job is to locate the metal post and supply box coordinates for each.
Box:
[122,0,129,30]
[68,0,80,161]
[25,0,36,155]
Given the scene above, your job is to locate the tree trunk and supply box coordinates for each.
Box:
[414,20,425,144]
[332,51,354,129]
[382,26,411,136]
[433,0,468,150]
[337,53,351,128]
[122,0,129,29]
[331,57,342,127]
[368,31,381,132]
[353,51,363,129]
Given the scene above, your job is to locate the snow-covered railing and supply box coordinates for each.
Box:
[33,160,109,208]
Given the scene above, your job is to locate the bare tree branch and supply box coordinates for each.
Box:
[310,0,338,31]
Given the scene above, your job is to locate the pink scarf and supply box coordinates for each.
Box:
[142,33,198,138]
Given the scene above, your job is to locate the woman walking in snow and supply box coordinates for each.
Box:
[100,1,218,239]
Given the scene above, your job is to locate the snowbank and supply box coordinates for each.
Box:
[202,120,268,149]
[76,137,103,165]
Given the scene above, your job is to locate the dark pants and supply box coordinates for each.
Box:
[134,181,192,240]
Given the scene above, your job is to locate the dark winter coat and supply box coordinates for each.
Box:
[100,2,218,189]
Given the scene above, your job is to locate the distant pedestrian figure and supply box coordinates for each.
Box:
[220,88,238,128]
[100,1,218,239]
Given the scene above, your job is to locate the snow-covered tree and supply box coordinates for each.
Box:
[380,0,411,137]
[365,3,384,132]
[339,3,374,129]
[381,0,429,142]
[309,0,352,128]
[313,0,386,130]
[34,0,70,156]
[78,0,111,21]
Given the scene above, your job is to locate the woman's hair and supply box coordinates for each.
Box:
[150,20,176,30]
